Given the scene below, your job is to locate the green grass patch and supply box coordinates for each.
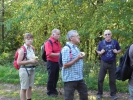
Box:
[0,62,129,93]
[0,62,129,99]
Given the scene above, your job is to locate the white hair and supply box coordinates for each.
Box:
[51,28,60,35]
[66,30,77,41]
[104,30,112,35]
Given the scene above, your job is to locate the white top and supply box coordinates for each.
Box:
[21,44,36,70]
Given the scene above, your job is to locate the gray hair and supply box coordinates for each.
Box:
[24,33,33,39]
[66,30,77,41]
[51,28,60,35]
[104,30,112,35]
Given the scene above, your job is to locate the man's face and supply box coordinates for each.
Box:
[71,32,80,44]
[53,32,60,40]
[104,32,112,41]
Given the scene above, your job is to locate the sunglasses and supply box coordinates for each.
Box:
[104,34,111,36]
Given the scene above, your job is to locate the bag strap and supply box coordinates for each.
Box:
[31,46,35,52]
[44,39,53,51]
[47,39,53,52]
[102,39,106,50]
[111,39,115,49]
[48,39,53,46]
[21,46,27,60]
[102,39,115,50]
[66,44,72,59]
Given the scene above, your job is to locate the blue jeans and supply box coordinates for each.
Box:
[129,84,133,100]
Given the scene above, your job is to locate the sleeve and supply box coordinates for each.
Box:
[97,41,102,51]
[129,44,133,68]
[61,46,71,65]
[45,41,53,56]
[115,40,121,50]
[129,44,133,62]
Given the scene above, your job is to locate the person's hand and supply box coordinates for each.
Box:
[113,49,118,54]
[34,56,39,60]
[101,49,105,54]
[80,52,85,56]
[29,59,38,64]
[77,53,84,59]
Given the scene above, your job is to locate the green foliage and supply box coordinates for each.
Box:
[0,51,14,65]
[0,63,47,85]
[0,0,132,94]
[1,0,133,63]
[0,63,19,83]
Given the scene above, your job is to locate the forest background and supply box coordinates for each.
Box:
[0,0,133,93]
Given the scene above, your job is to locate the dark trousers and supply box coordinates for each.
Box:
[64,80,88,100]
[97,60,117,96]
[46,60,59,95]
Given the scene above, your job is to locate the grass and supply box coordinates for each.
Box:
[0,62,129,91]
[0,83,64,100]
[0,62,129,99]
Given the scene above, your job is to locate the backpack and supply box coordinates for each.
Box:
[41,39,53,62]
[102,39,115,51]
[97,39,115,60]
[58,44,72,67]
[115,45,132,81]
[13,46,27,70]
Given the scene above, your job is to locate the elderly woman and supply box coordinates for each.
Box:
[17,33,38,100]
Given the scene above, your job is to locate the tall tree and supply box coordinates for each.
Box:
[2,0,133,63]
[1,0,4,41]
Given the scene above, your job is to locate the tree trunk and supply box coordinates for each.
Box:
[2,0,4,41]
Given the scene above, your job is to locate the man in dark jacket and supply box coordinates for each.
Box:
[128,44,133,100]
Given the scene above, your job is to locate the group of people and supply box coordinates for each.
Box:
[17,29,133,100]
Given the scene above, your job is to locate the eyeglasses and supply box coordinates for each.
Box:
[104,34,111,36]
[72,35,80,37]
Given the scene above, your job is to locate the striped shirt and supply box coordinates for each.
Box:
[61,42,83,82]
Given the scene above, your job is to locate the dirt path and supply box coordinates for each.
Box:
[0,83,130,100]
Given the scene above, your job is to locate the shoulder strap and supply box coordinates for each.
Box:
[32,46,35,51]
[66,44,71,52]
[111,39,115,49]
[48,39,53,46]
[66,44,72,58]
[21,46,27,53]
[47,39,53,51]
[103,39,115,49]
[21,46,27,60]
[43,39,53,50]
[102,39,106,50]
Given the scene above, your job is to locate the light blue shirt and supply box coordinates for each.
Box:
[61,42,83,82]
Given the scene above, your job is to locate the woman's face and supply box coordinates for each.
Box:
[25,36,33,46]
